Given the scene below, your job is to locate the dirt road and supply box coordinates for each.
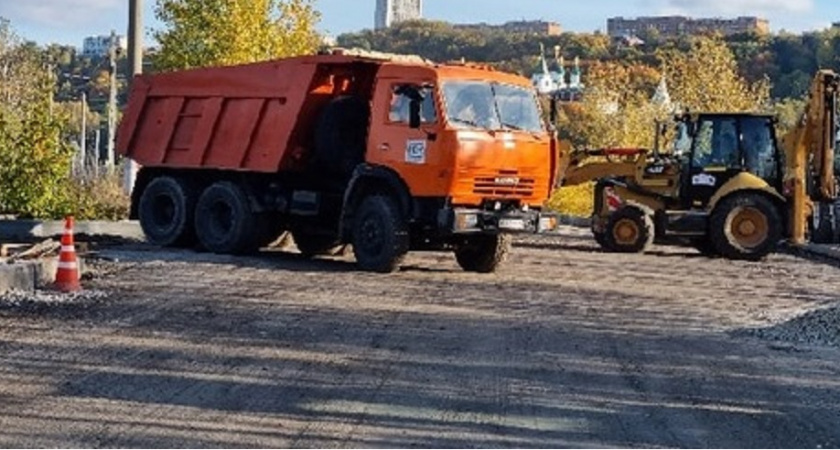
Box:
[1,228,840,448]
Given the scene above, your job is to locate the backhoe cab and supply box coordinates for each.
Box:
[561,70,840,260]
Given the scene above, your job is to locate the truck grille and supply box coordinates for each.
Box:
[473,171,535,197]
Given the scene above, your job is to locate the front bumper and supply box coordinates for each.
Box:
[439,207,558,234]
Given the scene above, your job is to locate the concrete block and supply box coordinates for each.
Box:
[0,263,38,293]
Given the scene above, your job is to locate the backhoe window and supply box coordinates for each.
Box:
[692,118,739,169]
[741,117,777,179]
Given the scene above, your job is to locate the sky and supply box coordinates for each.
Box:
[0,0,837,47]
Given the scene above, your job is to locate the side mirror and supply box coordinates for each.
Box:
[409,99,421,129]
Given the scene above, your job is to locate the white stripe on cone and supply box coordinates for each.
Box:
[57,262,78,270]
[61,245,75,252]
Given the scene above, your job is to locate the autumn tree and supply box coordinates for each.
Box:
[659,36,769,112]
[153,0,322,71]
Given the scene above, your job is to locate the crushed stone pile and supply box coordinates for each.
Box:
[738,304,840,348]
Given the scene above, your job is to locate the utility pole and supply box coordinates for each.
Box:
[125,0,142,194]
[107,29,118,170]
[79,91,87,173]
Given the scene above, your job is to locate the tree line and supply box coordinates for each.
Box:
[337,20,840,101]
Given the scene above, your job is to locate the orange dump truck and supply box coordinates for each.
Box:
[116,50,558,272]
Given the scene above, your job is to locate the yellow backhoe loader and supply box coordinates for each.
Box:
[555,70,840,260]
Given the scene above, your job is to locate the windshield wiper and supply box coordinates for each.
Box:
[450,117,482,128]
[500,122,525,131]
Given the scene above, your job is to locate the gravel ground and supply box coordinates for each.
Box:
[0,227,839,448]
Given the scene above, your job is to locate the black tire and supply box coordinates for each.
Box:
[603,206,654,253]
[292,230,345,257]
[690,237,719,257]
[138,176,197,247]
[593,231,608,249]
[314,96,370,175]
[195,181,262,254]
[455,233,512,273]
[709,193,781,261]
[351,195,409,273]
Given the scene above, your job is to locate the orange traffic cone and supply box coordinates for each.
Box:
[53,216,81,292]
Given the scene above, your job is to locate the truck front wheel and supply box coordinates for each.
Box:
[454,233,512,273]
[138,176,196,247]
[351,195,409,273]
[195,181,260,254]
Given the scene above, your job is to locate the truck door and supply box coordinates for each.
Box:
[367,79,445,196]
[684,116,741,208]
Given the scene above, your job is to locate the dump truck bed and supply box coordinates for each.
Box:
[115,54,385,173]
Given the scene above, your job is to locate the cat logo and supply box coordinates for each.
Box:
[691,173,717,187]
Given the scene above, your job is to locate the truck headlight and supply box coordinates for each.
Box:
[539,216,557,232]
[455,212,479,230]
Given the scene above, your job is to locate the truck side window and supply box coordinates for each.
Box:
[389,85,437,124]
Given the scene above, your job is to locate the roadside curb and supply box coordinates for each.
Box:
[0,220,143,242]
[0,257,87,295]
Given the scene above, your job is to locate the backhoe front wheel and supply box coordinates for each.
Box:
[603,206,654,253]
[709,193,781,261]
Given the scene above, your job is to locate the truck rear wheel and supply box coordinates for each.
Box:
[454,233,512,273]
[292,230,346,257]
[138,176,196,247]
[603,206,654,253]
[195,181,261,254]
[709,193,781,261]
[352,195,409,273]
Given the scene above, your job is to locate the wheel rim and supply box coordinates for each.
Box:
[613,218,640,246]
[728,206,769,248]
[151,193,177,229]
[358,212,385,256]
[208,199,234,237]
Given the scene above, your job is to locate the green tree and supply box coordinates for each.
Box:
[153,0,322,71]
[0,19,76,218]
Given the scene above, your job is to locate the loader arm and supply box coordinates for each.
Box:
[780,70,840,244]
[558,147,648,187]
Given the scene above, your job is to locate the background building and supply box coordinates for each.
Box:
[455,20,562,36]
[82,34,127,58]
[375,0,423,29]
[607,16,769,38]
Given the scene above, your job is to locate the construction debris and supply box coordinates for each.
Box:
[5,239,60,263]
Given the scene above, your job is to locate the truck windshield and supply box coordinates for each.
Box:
[442,81,544,133]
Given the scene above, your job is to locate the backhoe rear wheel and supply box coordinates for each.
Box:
[709,193,781,261]
[603,206,654,253]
